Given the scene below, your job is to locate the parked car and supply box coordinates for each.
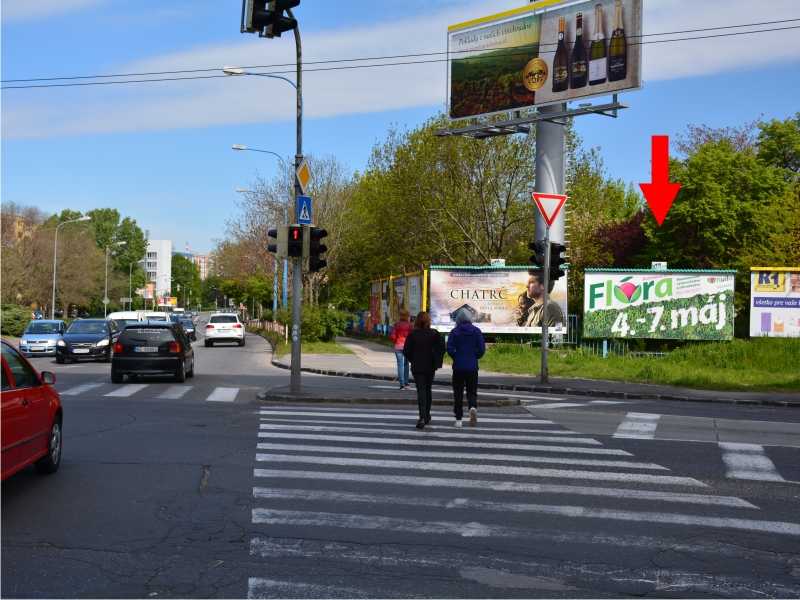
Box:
[19,320,67,358]
[111,321,194,383]
[56,319,120,364]
[1,339,63,481]
[204,313,245,347]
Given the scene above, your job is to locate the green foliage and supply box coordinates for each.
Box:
[275,303,351,342]
[757,112,800,181]
[0,305,32,337]
[171,254,201,307]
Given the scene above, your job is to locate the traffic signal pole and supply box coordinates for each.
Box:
[289,8,303,393]
[541,227,550,384]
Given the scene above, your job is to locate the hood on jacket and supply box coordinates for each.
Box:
[455,322,481,335]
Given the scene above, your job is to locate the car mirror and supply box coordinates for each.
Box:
[41,371,56,385]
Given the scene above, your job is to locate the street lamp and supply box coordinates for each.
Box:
[104,241,126,317]
[52,216,91,318]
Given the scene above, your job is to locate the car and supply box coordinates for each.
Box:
[140,311,168,322]
[188,310,197,317]
[111,321,194,383]
[204,313,245,347]
[1,339,63,481]
[56,318,120,364]
[169,315,197,341]
[19,320,67,357]
[107,310,146,329]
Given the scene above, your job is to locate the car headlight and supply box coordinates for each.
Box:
[96,339,110,347]
[57,340,65,347]
[21,339,29,344]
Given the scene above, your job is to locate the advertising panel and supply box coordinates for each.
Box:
[157,297,178,307]
[448,0,642,120]
[392,277,406,319]
[407,274,422,319]
[429,267,567,333]
[381,279,391,328]
[749,268,800,337]
[583,270,735,340]
[368,281,380,332]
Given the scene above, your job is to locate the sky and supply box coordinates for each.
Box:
[2,0,799,255]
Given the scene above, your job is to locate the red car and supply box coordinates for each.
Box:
[1,338,63,481]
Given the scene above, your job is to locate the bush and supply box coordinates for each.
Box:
[275,303,351,342]
[1,305,33,337]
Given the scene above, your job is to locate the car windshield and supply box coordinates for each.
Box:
[180,319,193,326]
[115,319,140,327]
[119,327,175,343]
[67,321,109,335]
[25,322,61,334]
[209,316,238,324]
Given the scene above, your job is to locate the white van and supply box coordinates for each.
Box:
[107,311,146,328]
[141,311,169,322]
[172,308,185,315]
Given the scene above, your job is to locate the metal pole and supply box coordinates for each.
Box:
[273,261,278,317]
[289,13,303,393]
[104,247,109,318]
[534,104,567,245]
[51,223,61,319]
[541,227,550,384]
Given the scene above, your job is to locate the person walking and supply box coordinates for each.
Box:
[390,308,413,390]
[446,308,486,427]
[402,311,445,429]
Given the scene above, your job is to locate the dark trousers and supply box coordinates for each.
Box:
[452,370,478,420]
[412,371,435,418]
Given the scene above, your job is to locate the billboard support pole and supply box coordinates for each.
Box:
[541,226,550,384]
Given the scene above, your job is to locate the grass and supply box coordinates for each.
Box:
[445,337,800,393]
[247,326,353,358]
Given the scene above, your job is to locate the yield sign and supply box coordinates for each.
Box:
[532,193,567,228]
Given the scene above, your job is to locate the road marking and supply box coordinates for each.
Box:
[248,578,364,600]
[368,385,563,400]
[59,383,104,396]
[104,384,148,397]
[527,402,590,409]
[206,387,239,402]
[261,405,551,420]
[254,454,704,486]
[257,410,555,425]
[252,506,798,536]
[719,443,786,482]
[156,386,193,399]
[253,469,754,508]
[257,431,629,455]
[258,423,602,444]
[613,412,661,439]
[256,443,662,469]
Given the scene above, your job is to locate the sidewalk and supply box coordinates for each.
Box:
[267,335,800,408]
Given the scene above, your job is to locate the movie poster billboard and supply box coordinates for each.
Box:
[583,270,735,340]
[407,274,422,319]
[447,0,642,120]
[429,267,567,334]
[392,277,406,319]
[381,279,391,328]
[750,268,800,337]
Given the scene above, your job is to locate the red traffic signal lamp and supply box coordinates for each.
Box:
[287,225,303,257]
[242,0,299,38]
[549,243,567,281]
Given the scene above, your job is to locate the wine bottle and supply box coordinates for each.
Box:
[588,4,607,85]
[552,17,568,92]
[608,0,627,82]
[570,12,587,89]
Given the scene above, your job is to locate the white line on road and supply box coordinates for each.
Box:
[254,453,705,486]
[613,412,661,439]
[258,423,602,444]
[248,578,364,600]
[368,385,563,400]
[258,431,630,455]
[527,402,592,409]
[59,383,104,396]
[261,405,549,419]
[256,443,663,469]
[259,417,576,435]
[719,443,786,482]
[104,384,148,397]
[206,387,239,402]
[258,410,558,426]
[156,386,193,399]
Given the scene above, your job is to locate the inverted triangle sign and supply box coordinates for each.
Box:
[532,193,567,228]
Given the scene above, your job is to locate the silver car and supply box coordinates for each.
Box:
[19,320,67,357]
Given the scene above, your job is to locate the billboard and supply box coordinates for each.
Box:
[392,277,406,319]
[448,0,642,120]
[750,268,800,337]
[369,281,380,331]
[429,267,567,334]
[157,297,178,307]
[407,274,422,319]
[583,270,735,340]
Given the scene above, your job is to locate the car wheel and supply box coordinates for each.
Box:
[186,357,195,378]
[238,337,245,347]
[175,360,186,383]
[56,355,65,364]
[104,346,114,363]
[34,417,62,475]
[111,370,124,384]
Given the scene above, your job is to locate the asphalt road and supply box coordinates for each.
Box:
[2,316,799,598]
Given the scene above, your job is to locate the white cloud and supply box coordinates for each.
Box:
[3,0,799,139]
[1,0,109,21]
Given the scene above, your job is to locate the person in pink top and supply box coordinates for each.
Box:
[391,308,413,390]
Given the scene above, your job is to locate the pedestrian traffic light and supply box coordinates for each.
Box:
[267,227,289,258]
[242,0,299,38]
[528,241,546,268]
[287,225,303,257]
[550,242,567,281]
[306,227,328,272]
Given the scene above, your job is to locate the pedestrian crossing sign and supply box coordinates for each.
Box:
[297,195,312,225]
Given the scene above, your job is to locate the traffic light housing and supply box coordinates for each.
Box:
[305,227,328,272]
[528,241,546,268]
[550,243,567,281]
[287,225,303,257]
[242,0,299,37]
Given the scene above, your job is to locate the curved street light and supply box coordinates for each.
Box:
[52,215,91,319]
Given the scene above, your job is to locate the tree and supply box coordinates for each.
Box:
[170,254,201,308]
[757,112,800,182]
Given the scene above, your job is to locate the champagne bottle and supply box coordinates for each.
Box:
[588,4,607,85]
[608,0,627,81]
[570,12,587,89]
[552,17,568,92]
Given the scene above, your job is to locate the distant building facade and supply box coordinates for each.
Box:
[193,253,214,280]
[145,239,173,299]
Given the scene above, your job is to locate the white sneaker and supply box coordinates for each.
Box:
[469,407,477,427]
[454,419,462,428]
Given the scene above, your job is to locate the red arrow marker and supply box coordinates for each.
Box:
[639,135,681,226]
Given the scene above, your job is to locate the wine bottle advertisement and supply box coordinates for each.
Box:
[447,0,642,120]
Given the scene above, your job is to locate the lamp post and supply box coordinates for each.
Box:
[104,241,127,317]
[52,216,91,318]
[224,52,303,391]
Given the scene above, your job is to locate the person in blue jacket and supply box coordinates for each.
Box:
[446,308,486,427]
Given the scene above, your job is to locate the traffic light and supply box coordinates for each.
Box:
[306,227,328,272]
[528,241,546,268]
[287,225,303,257]
[267,226,291,258]
[549,243,567,281]
[242,0,299,38]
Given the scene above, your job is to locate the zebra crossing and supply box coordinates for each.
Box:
[248,404,800,598]
[58,382,245,402]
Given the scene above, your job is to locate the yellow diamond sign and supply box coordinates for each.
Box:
[296,159,312,194]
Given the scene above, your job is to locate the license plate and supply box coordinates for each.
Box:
[218,328,230,331]
[32,346,45,351]
[134,346,158,353]
[72,348,89,354]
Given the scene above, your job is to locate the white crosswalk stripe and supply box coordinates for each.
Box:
[59,383,104,396]
[613,412,661,439]
[104,384,148,397]
[156,386,193,399]
[206,387,239,402]
[719,442,786,482]
[260,416,579,434]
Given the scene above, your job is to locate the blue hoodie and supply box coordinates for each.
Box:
[447,322,486,371]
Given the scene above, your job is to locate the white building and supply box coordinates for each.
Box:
[144,239,172,298]
[193,253,213,280]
